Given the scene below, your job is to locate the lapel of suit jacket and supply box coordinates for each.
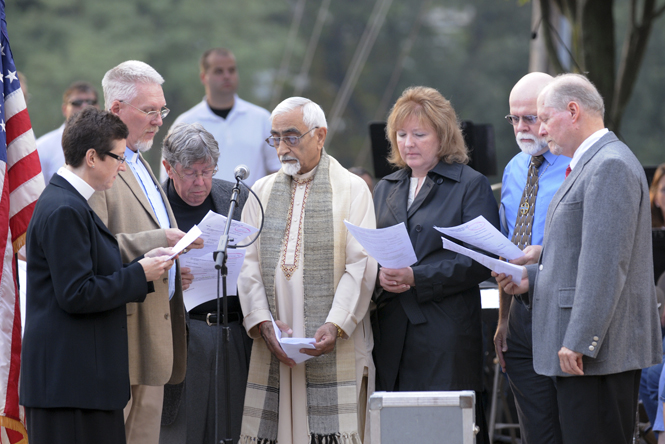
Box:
[407,160,463,221]
[545,131,618,233]
[210,179,229,214]
[407,176,433,219]
[383,169,410,226]
[51,175,117,240]
[144,154,179,230]
[120,153,174,229]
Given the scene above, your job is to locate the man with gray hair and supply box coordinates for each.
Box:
[159,122,251,444]
[89,61,201,444]
[496,73,662,444]
[238,97,377,443]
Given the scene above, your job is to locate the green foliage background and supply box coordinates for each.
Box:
[6,0,665,187]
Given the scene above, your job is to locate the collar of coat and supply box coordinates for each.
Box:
[382,159,464,183]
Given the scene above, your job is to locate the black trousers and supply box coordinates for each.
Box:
[159,318,252,444]
[26,406,125,444]
[556,369,641,444]
[505,300,563,444]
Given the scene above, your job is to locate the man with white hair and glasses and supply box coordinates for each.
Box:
[89,60,201,444]
[237,97,377,444]
[494,72,568,444]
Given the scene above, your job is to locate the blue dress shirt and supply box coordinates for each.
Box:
[500,150,570,246]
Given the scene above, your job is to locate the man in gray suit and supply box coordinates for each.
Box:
[496,73,662,444]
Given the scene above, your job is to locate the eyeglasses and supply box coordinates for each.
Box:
[106,152,126,165]
[172,166,218,182]
[69,98,98,107]
[119,100,170,120]
[505,115,538,126]
[265,127,319,148]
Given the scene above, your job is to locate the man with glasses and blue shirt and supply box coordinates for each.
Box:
[36,81,99,184]
[88,60,202,444]
[237,97,377,444]
[162,48,280,186]
[493,72,569,444]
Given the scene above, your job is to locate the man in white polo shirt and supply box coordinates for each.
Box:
[164,48,280,186]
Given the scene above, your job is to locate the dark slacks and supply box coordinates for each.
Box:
[26,406,125,444]
[505,299,563,444]
[556,369,641,444]
[159,318,252,444]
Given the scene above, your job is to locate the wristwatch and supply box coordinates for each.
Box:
[331,322,344,339]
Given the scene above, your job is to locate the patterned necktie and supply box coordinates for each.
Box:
[511,155,545,250]
[565,165,571,178]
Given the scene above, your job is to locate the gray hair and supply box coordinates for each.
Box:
[541,73,605,119]
[102,60,164,110]
[271,97,328,131]
[162,123,220,169]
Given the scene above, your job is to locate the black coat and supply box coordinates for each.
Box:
[372,160,499,392]
[20,174,152,410]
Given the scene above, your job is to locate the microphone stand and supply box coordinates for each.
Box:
[213,178,241,444]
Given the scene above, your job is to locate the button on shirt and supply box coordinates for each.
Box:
[500,150,571,244]
[125,148,175,298]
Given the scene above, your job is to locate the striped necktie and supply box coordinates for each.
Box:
[511,155,545,250]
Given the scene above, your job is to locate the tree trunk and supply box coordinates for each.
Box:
[579,0,615,127]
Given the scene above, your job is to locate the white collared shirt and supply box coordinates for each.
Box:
[57,166,95,200]
[124,147,175,299]
[569,128,609,171]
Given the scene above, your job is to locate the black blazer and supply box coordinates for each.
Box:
[372,160,500,392]
[20,174,152,410]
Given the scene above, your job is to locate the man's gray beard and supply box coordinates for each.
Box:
[516,133,548,156]
[134,139,154,153]
[281,158,301,176]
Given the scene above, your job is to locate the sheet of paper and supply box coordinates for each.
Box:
[434,215,524,260]
[271,314,316,364]
[441,237,524,285]
[169,225,203,259]
[186,210,258,259]
[343,220,418,269]
[181,249,246,311]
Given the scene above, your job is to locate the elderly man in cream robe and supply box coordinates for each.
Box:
[238,97,377,444]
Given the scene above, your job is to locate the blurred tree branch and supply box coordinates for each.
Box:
[536,0,665,133]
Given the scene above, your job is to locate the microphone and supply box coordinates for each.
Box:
[234,164,250,181]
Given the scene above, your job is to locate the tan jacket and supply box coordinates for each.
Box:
[88,154,186,386]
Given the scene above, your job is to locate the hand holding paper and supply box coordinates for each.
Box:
[270,314,316,364]
[169,225,203,259]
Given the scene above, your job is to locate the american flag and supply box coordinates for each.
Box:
[0,1,44,443]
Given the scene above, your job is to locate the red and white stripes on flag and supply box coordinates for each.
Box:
[0,2,44,442]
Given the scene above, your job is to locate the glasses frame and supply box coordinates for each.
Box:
[119,100,170,120]
[172,165,219,182]
[505,114,538,126]
[265,126,319,148]
[106,151,126,165]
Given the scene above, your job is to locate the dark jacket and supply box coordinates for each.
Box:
[372,160,499,392]
[20,174,152,410]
